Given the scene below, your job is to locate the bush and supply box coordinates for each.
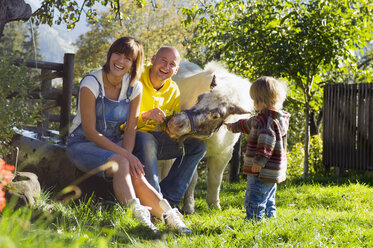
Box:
[287,134,324,179]
[287,142,304,179]
[0,55,41,157]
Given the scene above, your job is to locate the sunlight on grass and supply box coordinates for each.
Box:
[0,175,372,247]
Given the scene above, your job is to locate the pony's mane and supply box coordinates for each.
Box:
[204,61,229,74]
[204,61,253,113]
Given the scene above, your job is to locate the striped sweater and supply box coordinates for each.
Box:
[230,109,290,183]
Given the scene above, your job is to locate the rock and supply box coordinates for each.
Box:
[5,171,41,207]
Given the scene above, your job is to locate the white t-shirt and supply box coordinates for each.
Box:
[69,69,143,133]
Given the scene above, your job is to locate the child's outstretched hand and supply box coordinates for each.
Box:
[251,162,262,173]
[224,122,232,131]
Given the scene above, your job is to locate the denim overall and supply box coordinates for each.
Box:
[66,74,133,178]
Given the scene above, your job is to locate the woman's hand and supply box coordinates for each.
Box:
[125,152,145,178]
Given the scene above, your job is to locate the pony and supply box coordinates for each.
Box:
[159,61,253,214]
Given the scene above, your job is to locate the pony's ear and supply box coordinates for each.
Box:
[228,105,251,115]
[210,75,217,89]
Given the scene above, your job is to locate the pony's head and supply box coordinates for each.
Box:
[166,63,253,139]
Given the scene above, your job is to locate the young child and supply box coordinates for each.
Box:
[226,76,290,221]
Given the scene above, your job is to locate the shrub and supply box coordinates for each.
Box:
[287,142,304,179]
[287,134,324,179]
[0,55,41,156]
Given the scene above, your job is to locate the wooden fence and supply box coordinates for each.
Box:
[323,83,373,171]
[13,53,75,144]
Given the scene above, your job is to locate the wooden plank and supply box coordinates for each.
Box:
[352,84,358,169]
[341,84,347,168]
[13,59,64,71]
[335,85,341,167]
[322,84,330,169]
[361,84,369,170]
[33,71,64,82]
[330,85,337,168]
[347,84,355,169]
[357,84,365,170]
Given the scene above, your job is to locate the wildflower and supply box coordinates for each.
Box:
[0,158,15,212]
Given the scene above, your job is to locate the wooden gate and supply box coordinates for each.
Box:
[323,83,373,171]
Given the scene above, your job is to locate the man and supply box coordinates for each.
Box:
[133,46,207,208]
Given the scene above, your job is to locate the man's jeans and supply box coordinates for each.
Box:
[133,131,207,206]
[244,174,277,221]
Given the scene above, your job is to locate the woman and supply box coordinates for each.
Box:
[66,37,192,235]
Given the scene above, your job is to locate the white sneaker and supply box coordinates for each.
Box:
[162,208,193,235]
[128,198,159,233]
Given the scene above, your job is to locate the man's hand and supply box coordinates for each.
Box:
[141,108,166,123]
[251,162,262,173]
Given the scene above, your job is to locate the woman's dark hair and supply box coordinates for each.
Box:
[103,37,144,85]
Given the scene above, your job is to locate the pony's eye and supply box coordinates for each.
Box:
[210,112,220,119]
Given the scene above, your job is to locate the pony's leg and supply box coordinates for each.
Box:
[182,169,198,214]
[206,152,232,209]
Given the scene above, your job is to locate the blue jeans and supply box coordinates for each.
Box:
[133,131,207,206]
[244,174,277,221]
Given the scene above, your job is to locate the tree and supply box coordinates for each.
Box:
[0,0,158,37]
[0,21,42,60]
[74,0,196,79]
[182,0,373,177]
[32,0,155,29]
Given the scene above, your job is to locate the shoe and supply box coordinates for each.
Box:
[161,208,193,235]
[128,198,159,233]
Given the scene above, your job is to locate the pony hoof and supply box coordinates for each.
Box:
[182,204,195,215]
[208,202,221,210]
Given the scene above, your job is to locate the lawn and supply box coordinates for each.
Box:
[1,172,372,247]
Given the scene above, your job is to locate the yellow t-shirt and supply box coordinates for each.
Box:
[137,64,181,132]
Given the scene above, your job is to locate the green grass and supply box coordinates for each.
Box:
[1,173,373,247]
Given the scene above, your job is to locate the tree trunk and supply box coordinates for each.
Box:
[303,95,310,178]
[310,110,323,136]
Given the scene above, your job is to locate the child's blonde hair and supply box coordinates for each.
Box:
[250,76,288,110]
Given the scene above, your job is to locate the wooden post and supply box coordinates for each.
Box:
[60,53,75,143]
[229,135,241,182]
[40,68,52,137]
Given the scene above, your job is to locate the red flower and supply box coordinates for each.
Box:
[0,158,15,212]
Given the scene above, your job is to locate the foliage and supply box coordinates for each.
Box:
[182,0,373,176]
[0,159,14,212]
[1,174,373,246]
[32,0,150,30]
[287,134,324,179]
[322,44,373,84]
[287,142,304,179]
[309,134,323,175]
[0,55,41,157]
[73,0,196,80]
[0,21,42,61]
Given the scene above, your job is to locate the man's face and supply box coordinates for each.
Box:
[150,48,180,82]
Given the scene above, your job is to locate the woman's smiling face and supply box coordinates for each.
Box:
[109,52,133,78]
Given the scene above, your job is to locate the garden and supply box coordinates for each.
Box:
[1,0,373,247]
